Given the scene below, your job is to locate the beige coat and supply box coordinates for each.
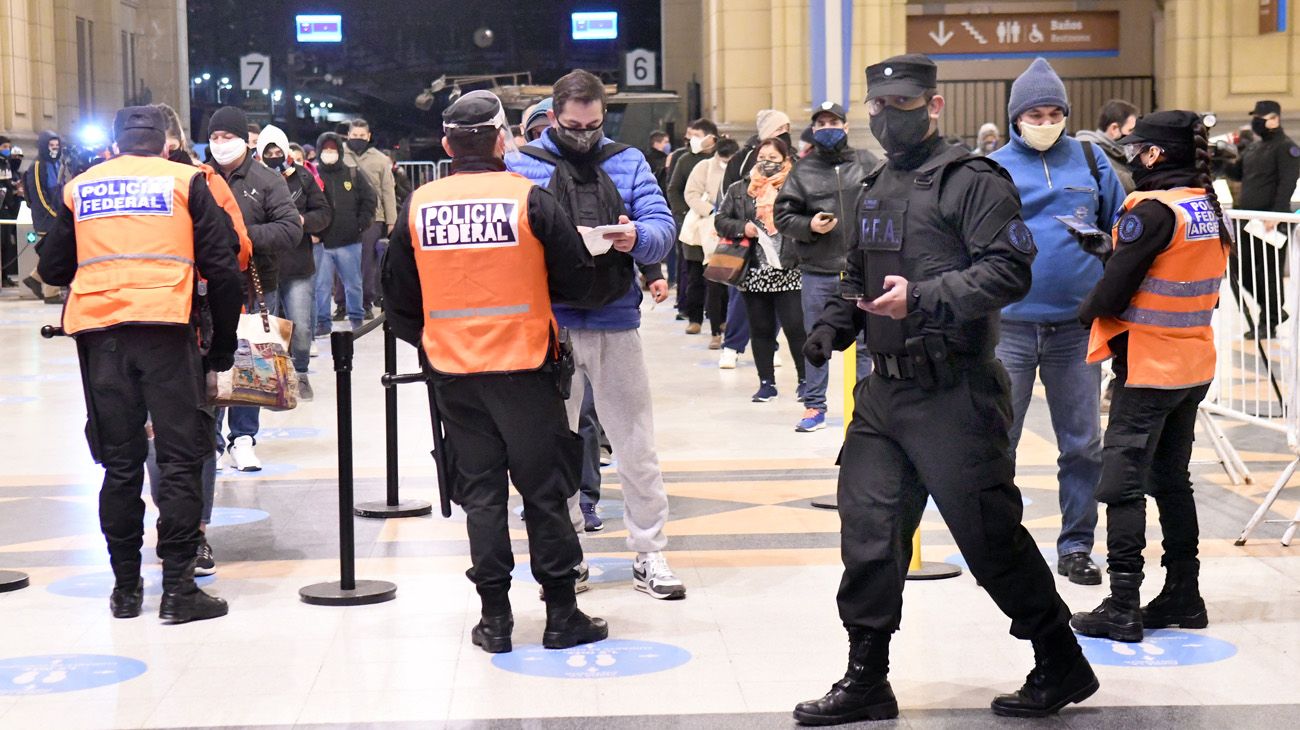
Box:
[680,156,727,247]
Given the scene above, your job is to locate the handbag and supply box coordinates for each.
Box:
[210,262,299,411]
[703,236,752,286]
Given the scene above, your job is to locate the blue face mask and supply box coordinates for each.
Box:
[0,149,8,157]
[662,142,672,153]
[812,127,847,151]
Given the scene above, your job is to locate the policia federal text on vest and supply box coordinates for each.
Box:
[795,54,1098,726]
[36,106,244,624]
[381,90,608,654]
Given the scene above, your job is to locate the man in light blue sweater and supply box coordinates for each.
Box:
[990,58,1127,587]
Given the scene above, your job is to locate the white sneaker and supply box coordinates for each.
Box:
[537,561,590,600]
[633,551,686,600]
[227,436,262,472]
[718,348,739,369]
[310,341,319,358]
[773,351,783,368]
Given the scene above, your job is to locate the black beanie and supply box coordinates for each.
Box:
[206,106,249,142]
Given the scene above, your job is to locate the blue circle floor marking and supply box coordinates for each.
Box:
[943,547,1103,571]
[1079,630,1237,667]
[0,654,147,695]
[219,462,300,478]
[492,639,691,679]
[258,427,322,440]
[48,571,215,598]
[207,507,270,527]
[512,556,634,586]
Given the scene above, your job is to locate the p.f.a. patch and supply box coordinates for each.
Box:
[1174,197,1220,241]
[73,177,174,222]
[417,199,519,250]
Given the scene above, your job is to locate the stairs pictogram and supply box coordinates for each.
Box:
[961,21,989,45]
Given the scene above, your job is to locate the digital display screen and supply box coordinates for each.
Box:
[296,14,342,43]
[572,11,618,41]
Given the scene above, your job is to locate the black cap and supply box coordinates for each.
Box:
[206,106,249,142]
[866,54,938,101]
[1118,110,1200,149]
[443,90,504,130]
[1250,100,1282,117]
[113,106,165,141]
[812,100,847,124]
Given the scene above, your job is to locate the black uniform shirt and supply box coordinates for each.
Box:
[383,156,595,348]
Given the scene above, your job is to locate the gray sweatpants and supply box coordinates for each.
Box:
[563,328,669,553]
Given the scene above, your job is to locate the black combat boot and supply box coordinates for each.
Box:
[991,625,1099,718]
[1142,560,1208,629]
[1070,570,1143,642]
[471,591,514,654]
[110,580,143,619]
[541,583,608,649]
[792,630,898,726]
[159,558,228,624]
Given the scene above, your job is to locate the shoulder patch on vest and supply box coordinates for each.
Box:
[1173,197,1220,241]
[73,176,175,221]
[1006,219,1036,254]
[1290,145,1300,158]
[1117,213,1144,243]
[416,198,519,250]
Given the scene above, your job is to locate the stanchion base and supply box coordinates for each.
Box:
[299,579,397,606]
[810,499,838,510]
[907,561,963,581]
[353,500,434,519]
[0,570,30,593]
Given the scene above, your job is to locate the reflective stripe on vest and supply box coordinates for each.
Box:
[1088,187,1228,388]
[60,155,199,336]
[409,170,557,375]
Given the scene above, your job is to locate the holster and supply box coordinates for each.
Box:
[904,334,958,391]
[552,327,576,400]
[193,279,213,357]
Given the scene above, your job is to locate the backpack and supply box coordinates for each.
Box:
[521,143,634,309]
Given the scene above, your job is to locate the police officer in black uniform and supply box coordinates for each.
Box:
[383,91,607,653]
[793,55,1099,725]
[1225,100,1300,338]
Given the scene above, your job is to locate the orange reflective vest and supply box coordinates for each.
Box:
[61,155,199,336]
[408,171,556,375]
[199,162,252,271]
[1088,188,1229,389]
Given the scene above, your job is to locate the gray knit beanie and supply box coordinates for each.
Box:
[1007,58,1070,124]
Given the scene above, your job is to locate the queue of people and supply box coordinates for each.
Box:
[34,50,1257,726]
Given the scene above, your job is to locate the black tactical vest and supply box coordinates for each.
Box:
[855,143,993,356]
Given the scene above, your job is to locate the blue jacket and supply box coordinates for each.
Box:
[990,127,1127,323]
[507,134,675,330]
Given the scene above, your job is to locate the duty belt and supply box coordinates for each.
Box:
[872,352,915,380]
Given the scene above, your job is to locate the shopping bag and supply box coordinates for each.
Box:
[209,262,299,411]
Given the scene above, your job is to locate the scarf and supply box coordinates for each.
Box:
[747,161,790,234]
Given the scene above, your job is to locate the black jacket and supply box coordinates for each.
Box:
[279,163,332,279]
[23,130,67,233]
[381,157,595,349]
[666,149,712,260]
[208,151,303,293]
[1230,128,1300,212]
[645,146,669,192]
[722,135,760,195]
[775,145,879,275]
[316,135,378,248]
[715,177,798,269]
[35,154,244,370]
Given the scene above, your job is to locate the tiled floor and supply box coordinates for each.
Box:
[1,287,1299,729]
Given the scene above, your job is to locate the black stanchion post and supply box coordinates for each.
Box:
[300,330,397,606]
[0,571,29,593]
[354,321,432,519]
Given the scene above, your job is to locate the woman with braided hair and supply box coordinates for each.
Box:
[1072,110,1231,642]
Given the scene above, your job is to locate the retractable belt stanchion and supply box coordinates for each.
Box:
[300,321,397,606]
[354,319,433,519]
[811,339,960,580]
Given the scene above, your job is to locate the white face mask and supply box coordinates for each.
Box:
[1020,120,1065,152]
[319,150,340,165]
[209,138,247,166]
[689,136,705,154]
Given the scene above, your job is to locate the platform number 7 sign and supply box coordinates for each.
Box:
[240,53,271,93]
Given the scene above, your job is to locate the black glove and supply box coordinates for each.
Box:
[1071,230,1112,261]
[803,326,837,368]
[205,352,235,373]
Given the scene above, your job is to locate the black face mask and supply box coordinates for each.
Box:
[1251,117,1272,137]
[869,105,932,157]
[775,132,792,149]
[346,138,368,154]
[263,154,287,172]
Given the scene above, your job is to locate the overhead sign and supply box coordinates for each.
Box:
[296,14,342,43]
[572,12,618,41]
[240,53,271,92]
[1260,1,1288,34]
[624,49,657,88]
[907,12,1120,60]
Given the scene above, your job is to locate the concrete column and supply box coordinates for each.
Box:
[662,0,704,130]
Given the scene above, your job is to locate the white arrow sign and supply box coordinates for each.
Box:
[929,20,955,47]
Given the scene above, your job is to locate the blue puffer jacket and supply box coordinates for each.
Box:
[507,133,675,330]
[990,127,1127,323]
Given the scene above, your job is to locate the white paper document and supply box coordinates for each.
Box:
[578,224,636,256]
[1244,218,1288,249]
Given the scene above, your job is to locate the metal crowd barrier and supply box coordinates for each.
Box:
[1201,209,1300,545]
[396,161,440,188]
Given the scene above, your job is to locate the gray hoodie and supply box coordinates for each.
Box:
[1074,129,1135,194]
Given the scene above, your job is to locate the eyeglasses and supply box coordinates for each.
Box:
[867,95,929,116]
[1124,143,1162,163]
